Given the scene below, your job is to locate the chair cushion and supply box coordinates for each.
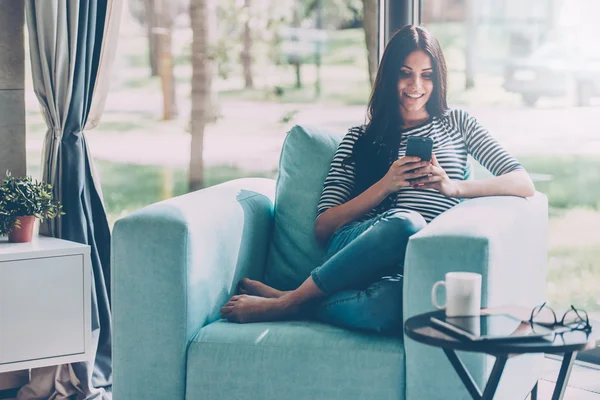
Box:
[264,125,344,290]
[186,320,405,400]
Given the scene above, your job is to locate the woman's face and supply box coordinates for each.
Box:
[397,50,434,115]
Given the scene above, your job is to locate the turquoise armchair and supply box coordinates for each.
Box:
[112,125,548,400]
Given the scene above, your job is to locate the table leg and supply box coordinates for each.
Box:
[481,355,508,400]
[443,348,482,399]
[531,381,538,400]
[443,349,508,400]
[551,352,577,400]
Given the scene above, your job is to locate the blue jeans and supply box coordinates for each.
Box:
[310,210,426,333]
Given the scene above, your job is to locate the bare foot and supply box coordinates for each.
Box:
[237,278,288,298]
[220,294,298,323]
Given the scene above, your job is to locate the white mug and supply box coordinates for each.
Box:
[431,272,482,317]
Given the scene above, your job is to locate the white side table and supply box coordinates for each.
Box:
[0,236,92,373]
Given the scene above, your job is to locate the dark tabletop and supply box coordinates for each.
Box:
[405,307,599,355]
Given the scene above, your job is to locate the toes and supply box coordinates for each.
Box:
[236,278,249,294]
[220,306,233,314]
[238,278,251,288]
[226,295,241,303]
[220,309,234,320]
[220,301,236,310]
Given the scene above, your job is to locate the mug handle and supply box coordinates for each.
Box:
[431,280,446,310]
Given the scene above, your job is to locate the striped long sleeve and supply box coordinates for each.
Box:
[458,110,523,176]
[316,126,363,219]
[315,110,528,224]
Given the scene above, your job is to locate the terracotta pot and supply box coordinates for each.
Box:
[8,216,36,243]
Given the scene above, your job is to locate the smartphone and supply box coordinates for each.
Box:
[405,136,434,162]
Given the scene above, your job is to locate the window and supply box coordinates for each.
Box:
[24,1,598,342]
[25,0,378,227]
[420,0,600,361]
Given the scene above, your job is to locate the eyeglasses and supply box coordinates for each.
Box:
[529,302,592,333]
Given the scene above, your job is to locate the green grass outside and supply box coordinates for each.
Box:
[64,154,600,311]
[27,154,599,218]
[470,155,600,311]
[547,245,600,311]
[519,155,600,311]
[218,70,371,106]
[96,161,277,226]
[25,152,600,311]
[98,155,600,219]
[321,28,369,66]
[519,156,600,210]
[472,155,600,211]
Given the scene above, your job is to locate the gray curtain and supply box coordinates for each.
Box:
[20,1,122,399]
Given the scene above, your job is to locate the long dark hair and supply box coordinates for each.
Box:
[348,25,448,205]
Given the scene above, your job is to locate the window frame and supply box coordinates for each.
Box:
[399,0,600,367]
[379,0,421,59]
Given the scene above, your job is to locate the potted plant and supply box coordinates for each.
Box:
[0,171,63,243]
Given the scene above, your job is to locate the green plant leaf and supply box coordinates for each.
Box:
[0,171,64,236]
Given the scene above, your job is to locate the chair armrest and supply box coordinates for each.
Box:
[112,178,276,400]
[403,192,548,400]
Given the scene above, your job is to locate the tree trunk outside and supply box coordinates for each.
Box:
[144,0,159,76]
[294,62,301,88]
[189,0,212,191]
[158,25,179,119]
[155,0,178,120]
[465,0,476,89]
[292,3,302,89]
[314,0,322,98]
[362,0,378,87]
[241,0,254,89]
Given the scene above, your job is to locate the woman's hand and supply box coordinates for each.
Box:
[409,153,460,197]
[378,156,431,196]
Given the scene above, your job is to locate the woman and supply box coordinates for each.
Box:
[220,25,534,332]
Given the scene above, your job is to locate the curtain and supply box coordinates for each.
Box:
[19,1,122,399]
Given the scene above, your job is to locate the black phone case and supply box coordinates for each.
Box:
[405,137,433,161]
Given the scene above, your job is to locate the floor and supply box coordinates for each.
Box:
[1,358,599,400]
[535,357,600,399]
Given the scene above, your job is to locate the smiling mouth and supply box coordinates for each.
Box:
[404,92,424,99]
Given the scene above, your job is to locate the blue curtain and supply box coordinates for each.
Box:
[22,1,118,399]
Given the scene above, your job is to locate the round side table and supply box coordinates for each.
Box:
[405,308,598,400]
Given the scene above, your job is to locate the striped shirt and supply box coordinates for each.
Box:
[316,108,524,223]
